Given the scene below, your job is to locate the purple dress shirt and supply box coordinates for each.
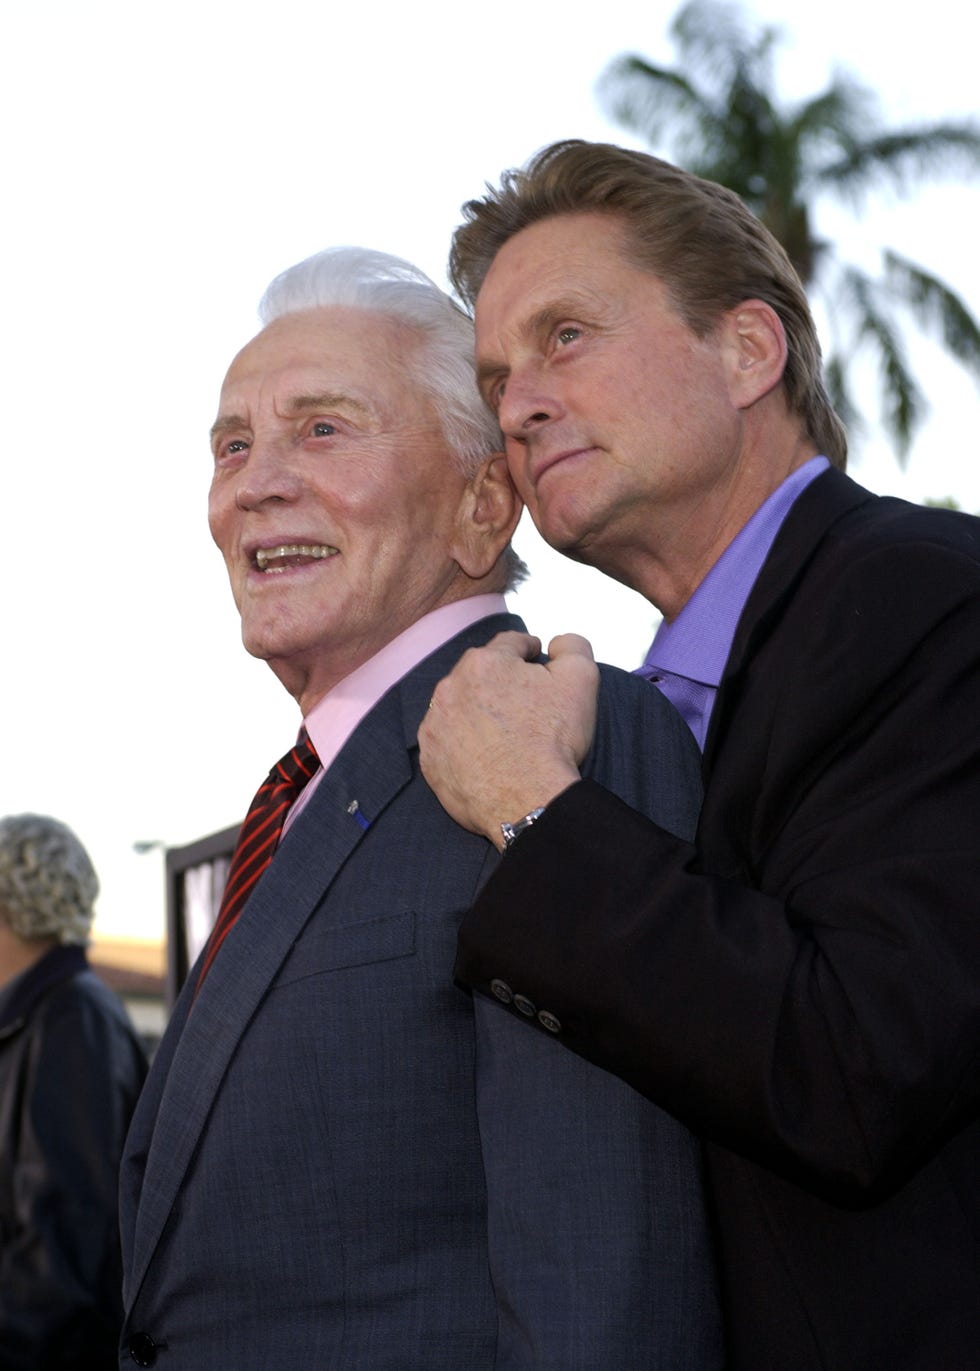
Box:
[637,457,830,750]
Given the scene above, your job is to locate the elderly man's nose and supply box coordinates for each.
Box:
[235,438,302,509]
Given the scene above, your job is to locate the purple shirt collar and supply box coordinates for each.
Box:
[638,458,829,734]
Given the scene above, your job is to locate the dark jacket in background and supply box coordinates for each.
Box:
[0,943,148,1370]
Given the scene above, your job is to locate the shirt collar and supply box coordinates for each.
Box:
[640,456,830,687]
[303,593,508,776]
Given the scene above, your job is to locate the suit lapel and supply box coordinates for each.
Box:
[129,611,524,1298]
[704,469,875,767]
[127,753,388,1296]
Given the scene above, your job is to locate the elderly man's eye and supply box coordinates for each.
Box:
[556,326,581,346]
[311,421,337,437]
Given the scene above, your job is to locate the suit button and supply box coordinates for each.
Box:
[128,1332,159,1367]
[513,994,536,1017]
[537,1009,562,1033]
[490,978,513,1005]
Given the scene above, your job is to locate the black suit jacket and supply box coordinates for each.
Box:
[455,470,980,1369]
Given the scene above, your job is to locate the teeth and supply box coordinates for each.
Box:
[255,543,337,571]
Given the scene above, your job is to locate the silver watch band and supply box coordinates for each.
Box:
[500,806,547,850]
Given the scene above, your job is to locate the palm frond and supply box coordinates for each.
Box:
[819,123,980,199]
[598,55,711,147]
[842,267,923,462]
[824,354,863,443]
[883,251,980,378]
[787,76,879,182]
[670,0,762,76]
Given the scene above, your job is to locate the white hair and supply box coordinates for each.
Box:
[0,814,98,945]
[257,246,527,590]
[259,246,502,478]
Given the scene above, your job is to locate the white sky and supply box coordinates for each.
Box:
[3,0,978,942]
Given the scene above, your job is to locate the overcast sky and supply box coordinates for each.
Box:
[3,0,978,942]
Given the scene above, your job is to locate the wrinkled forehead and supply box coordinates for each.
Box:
[473,211,658,353]
[217,305,430,418]
[479,211,634,298]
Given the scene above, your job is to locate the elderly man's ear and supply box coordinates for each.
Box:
[452,453,524,581]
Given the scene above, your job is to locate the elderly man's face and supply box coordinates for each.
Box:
[209,307,477,710]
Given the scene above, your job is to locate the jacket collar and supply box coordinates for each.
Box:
[704,468,876,766]
[0,942,88,1033]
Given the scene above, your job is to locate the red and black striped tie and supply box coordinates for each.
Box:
[195,728,320,991]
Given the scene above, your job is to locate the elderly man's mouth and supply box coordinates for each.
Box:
[254,543,339,572]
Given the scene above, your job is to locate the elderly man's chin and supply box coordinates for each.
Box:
[233,573,324,658]
[237,606,312,665]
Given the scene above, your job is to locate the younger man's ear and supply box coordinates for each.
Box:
[453,453,524,580]
[722,299,788,408]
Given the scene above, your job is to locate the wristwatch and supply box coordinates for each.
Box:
[500,806,547,850]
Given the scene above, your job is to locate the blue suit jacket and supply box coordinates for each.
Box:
[119,613,722,1369]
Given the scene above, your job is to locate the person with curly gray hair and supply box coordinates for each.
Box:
[0,814,148,1370]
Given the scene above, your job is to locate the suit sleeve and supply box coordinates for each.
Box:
[457,537,980,1206]
[470,670,724,1370]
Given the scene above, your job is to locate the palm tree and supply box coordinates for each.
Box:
[599,0,980,460]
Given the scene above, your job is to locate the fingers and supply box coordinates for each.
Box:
[418,622,601,846]
[427,632,542,715]
[547,634,599,705]
[547,633,595,663]
[487,630,543,661]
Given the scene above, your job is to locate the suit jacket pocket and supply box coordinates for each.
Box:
[273,909,417,988]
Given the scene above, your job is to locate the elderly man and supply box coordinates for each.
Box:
[0,813,147,1370]
[118,247,722,1370]
[419,141,980,1370]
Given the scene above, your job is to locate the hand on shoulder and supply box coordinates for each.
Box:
[419,631,599,848]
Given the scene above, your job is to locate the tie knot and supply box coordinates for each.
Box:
[272,727,320,790]
[194,726,322,995]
